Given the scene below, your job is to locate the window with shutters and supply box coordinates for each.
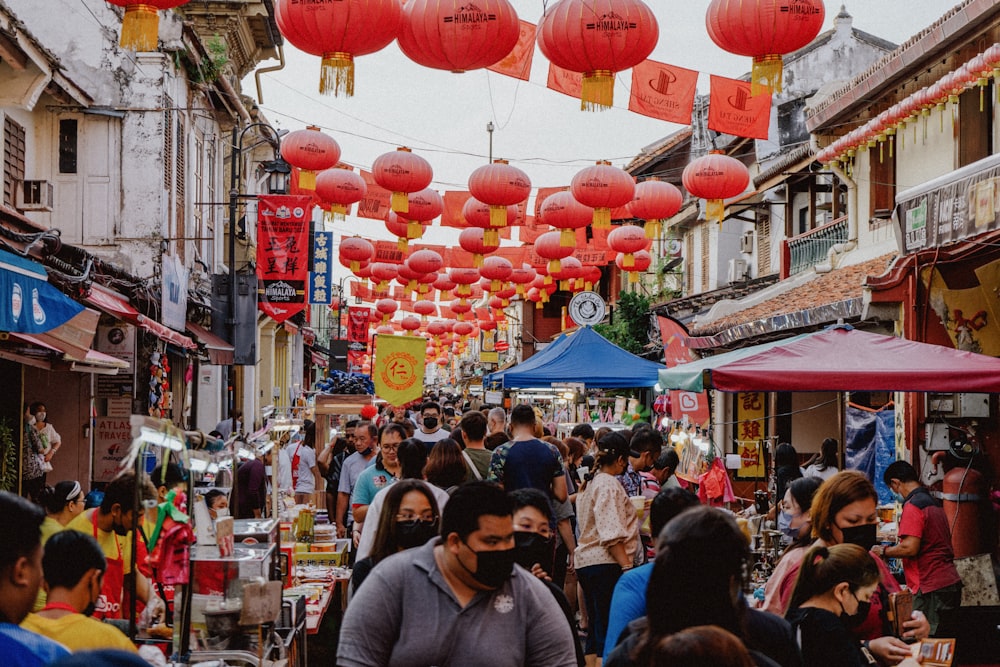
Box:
[757,214,771,276]
[162,104,173,191]
[3,116,26,208]
[958,84,992,168]
[175,115,186,263]
[685,233,694,296]
[869,139,896,218]
[700,226,710,292]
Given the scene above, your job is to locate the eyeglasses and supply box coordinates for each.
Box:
[381,444,399,452]
[396,512,437,523]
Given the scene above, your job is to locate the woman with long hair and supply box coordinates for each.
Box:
[574,432,640,665]
[424,438,467,493]
[349,479,440,595]
[804,438,840,481]
[762,476,822,613]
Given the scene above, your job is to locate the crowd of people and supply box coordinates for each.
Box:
[4,393,964,667]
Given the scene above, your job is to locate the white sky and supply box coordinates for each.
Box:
[244,1,958,268]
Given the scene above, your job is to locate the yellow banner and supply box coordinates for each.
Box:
[735,392,766,479]
[374,334,426,406]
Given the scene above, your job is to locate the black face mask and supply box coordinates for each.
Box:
[358,446,373,456]
[396,519,438,550]
[513,531,555,574]
[840,591,871,628]
[423,417,439,430]
[839,523,878,551]
[460,541,516,588]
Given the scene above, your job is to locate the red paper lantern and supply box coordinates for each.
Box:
[385,211,429,253]
[706,0,825,94]
[607,224,647,268]
[397,0,520,72]
[376,325,397,335]
[682,151,750,223]
[414,301,437,319]
[427,321,448,337]
[616,249,650,283]
[400,188,444,238]
[479,319,498,332]
[106,0,189,52]
[449,299,473,321]
[526,286,543,309]
[316,168,367,217]
[396,263,424,295]
[406,249,444,275]
[534,230,575,274]
[433,273,457,295]
[275,0,402,96]
[416,271,439,295]
[536,0,658,110]
[480,256,514,292]
[489,295,506,311]
[401,315,422,332]
[375,298,398,324]
[462,196,517,246]
[540,191,593,246]
[453,321,475,337]
[339,237,375,273]
[372,147,434,213]
[468,159,531,230]
[571,161,635,229]
[509,266,537,296]
[280,126,341,190]
[370,262,399,292]
[630,179,683,239]
[583,265,603,291]
[551,255,582,292]
[459,228,500,268]
[449,268,481,297]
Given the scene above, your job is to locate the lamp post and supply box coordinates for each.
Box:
[487,121,494,162]
[226,124,290,424]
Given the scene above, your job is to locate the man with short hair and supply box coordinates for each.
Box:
[351,423,407,527]
[488,405,568,504]
[881,460,963,635]
[487,407,508,437]
[570,423,595,451]
[458,411,492,482]
[650,449,681,490]
[413,401,450,450]
[21,531,136,653]
[617,429,663,497]
[336,422,378,539]
[338,482,578,667]
[0,491,69,666]
[214,410,243,440]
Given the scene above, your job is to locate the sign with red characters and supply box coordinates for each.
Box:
[256,194,313,323]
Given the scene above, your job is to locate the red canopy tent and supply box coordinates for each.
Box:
[658,325,1000,393]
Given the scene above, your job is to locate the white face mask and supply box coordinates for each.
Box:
[35,412,46,423]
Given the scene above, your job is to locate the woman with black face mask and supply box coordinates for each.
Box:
[786,544,920,667]
[350,480,440,597]
[764,471,930,664]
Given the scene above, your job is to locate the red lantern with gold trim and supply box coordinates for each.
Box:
[606,225,647,268]
[449,268,481,298]
[339,237,374,274]
[536,0,658,111]
[370,262,399,292]
[275,0,402,96]
[705,0,825,94]
[400,188,444,239]
[462,196,518,246]
[280,126,341,191]
[414,301,437,320]
[468,160,531,230]
[682,151,750,223]
[509,265,537,296]
[540,191,593,246]
[449,299,473,321]
[534,231,575,274]
[550,256,583,292]
[385,212,427,253]
[480,256,514,293]
[316,168,367,218]
[616,249,651,283]
[106,0,189,52]
[398,0,520,72]
[571,161,635,229]
[630,179,683,240]
[372,147,434,213]
[459,228,500,268]
[406,249,444,276]
[375,298,398,324]
[401,315,422,332]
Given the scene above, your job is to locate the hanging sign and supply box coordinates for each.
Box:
[256,195,313,323]
[708,75,772,140]
[347,306,371,373]
[735,392,766,479]
[309,231,334,305]
[374,334,426,405]
[628,60,698,125]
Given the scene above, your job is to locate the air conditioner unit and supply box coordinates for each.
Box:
[727,258,748,284]
[15,180,54,212]
[740,230,755,254]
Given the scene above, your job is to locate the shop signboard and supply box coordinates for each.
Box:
[734,391,766,479]
[92,416,132,483]
[256,194,313,323]
[95,324,135,399]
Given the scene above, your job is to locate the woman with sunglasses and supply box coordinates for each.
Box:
[350,479,441,596]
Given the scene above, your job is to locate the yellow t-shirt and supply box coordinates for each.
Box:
[40,516,64,545]
[21,612,137,652]
[64,509,133,575]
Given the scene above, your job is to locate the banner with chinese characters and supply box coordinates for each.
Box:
[309,231,333,305]
[256,194,313,323]
[346,306,371,372]
[374,334,426,406]
[735,392,766,479]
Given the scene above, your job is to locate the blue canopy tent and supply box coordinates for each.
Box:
[486,326,662,389]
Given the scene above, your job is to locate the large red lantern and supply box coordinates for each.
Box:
[453,321,475,337]
[316,168,367,217]
[706,0,825,94]
[400,188,444,239]
[406,249,444,276]
[416,271,438,296]
[370,262,399,292]
[396,264,424,294]
[398,0,520,72]
[280,126,341,190]
[540,191,593,247]
[106,1,189,52]
[607,224,648,268]
[571,161,635,229]
[449,268,481,298]
[426,320,448,337]
[463,196,518,246]
[375,298,398,324]
[339,237,374,273]
[480,256,514,292]
[275,0,402,96]
[433,273,457,296]
[536,0,658,110]
[551,256,582,292]
[509,265,537,296]
[468,159,532,230]
[459,228,500,268]
[372,147,434,213]
[630,179,683,239]
[449,299,473,321]
[616,249,651,283]
[583,265,603,291]
[682,151,750,223]
[414,301,437,319]
[385,212,427,253]
[534,230,575,273]
[400,315,422,332]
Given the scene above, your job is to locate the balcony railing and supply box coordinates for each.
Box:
[782,216,849,278]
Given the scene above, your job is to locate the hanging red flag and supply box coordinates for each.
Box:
[708,75,771,140]
[357,169,394,220]
[533,186,567,218]
[519,215,546,244]
[628,60,698,125]
[256,194,313,323]
[442,191,472,228]
[546,63,582,99]
[658,315,711,428]
[487,20,536,81]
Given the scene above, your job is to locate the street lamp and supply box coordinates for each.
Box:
[487,121,494,162]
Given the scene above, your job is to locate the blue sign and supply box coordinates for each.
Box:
[0,249,84,334]
[309,232,334,305]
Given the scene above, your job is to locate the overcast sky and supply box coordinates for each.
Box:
[245,0,959,260]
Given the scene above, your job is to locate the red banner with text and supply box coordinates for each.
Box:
[629,60,698,125]
[708,75,771,140]
[488,20,536,81]
[256,195,313,323]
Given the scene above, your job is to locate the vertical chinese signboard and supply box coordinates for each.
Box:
[256,194,313,323]
[346,305,371,373]
[735,391,766,479]
[309,231,333,305]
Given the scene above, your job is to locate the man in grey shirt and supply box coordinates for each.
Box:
[336,422,377,539]
[337,482,578,667]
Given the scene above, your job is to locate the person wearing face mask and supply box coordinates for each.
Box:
[349,479,440,596]
[763,476,821,614]
[338,481,577,667]
[20,404,47,503]
[786,544,920,667]
[616,430,663,498]
[29,403,60,483]
[336,422,379,540]
[350,423,407,543]
[203,490,229,521]
[412,401,451,450]
[764,471,930,665]
[21,531,136,653]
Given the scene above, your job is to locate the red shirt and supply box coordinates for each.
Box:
[898,487,962,594]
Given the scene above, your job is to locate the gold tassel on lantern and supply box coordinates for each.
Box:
[560,279,570,291]
[485,229,500,246]
[706,199,725,223]
[406,220,422,239]
[298,170,317,191]
[535,300,543,310]
[559,228,576,247]
[515,284,525,296]
[391,191,409,213]
[350,260,360,273]
[581,70,614,111]
[474,253,484,268]
[119,4,160,52]
[320,52,355,97]
[751,55,783,95]
[397,237,408,253]
[541,289,550,304]
[489,205,506,228]
[623,253,635,269]
[491,279,501,292]
[592,207,611,229]
[645,219,660,240]
[544,272,555,285]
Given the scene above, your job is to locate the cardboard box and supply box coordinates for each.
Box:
[293,540,349,567]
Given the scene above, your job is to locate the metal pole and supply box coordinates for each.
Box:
[228,127,239,423]
[487,121,494,162]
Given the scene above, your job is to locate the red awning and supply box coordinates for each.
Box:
[5,332,128,374]
[186,321,235,365]
[85,285,196,350]
[310,350,328,368]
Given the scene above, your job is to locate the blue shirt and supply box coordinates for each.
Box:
[488,438,562,494]
[351,458,397,508]
[603,563,652,662]
[0,622,69,667]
